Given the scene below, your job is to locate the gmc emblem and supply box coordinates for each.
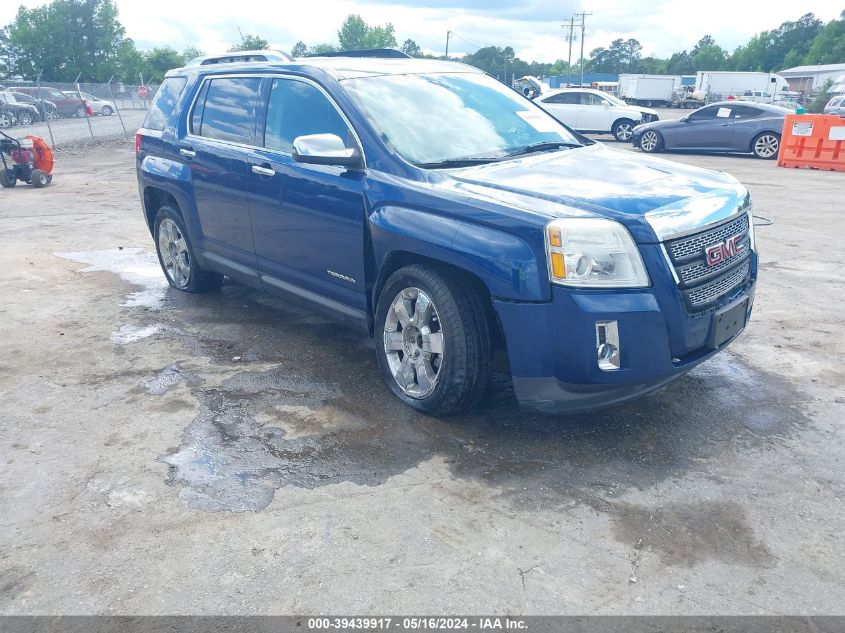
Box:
[705,234,744,266]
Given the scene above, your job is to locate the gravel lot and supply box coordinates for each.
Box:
[0,138,843,615]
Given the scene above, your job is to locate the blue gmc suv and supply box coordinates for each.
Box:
[136,56,757,415]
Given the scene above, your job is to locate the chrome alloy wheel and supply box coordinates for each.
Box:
[615,122,634,141]
[640,130,659,152]
[383,287,444,399]
[754,134,779,158]
[158,218,191,288]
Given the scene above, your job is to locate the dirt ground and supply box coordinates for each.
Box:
[0,138,843,615]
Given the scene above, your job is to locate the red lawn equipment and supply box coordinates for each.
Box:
[1,130,54,188]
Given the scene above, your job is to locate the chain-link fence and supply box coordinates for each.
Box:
[0,79,159,148]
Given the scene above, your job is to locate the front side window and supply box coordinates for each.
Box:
[263,78,351,153]
[143,76,187,131]
[193,77,261,144]
[342,72,581,166]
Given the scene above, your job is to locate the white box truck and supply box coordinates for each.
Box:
[695,72,788,102]
[618,74,680,106]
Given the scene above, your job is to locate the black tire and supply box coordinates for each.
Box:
[1,170,16,188]
[0,112,11,129]
[612,118,636,142]
[18,111,33,126]
[30,169,48,188]
[375,264,491,415]
[75,105,87,118]
[153,206,223,293]
[751,132,780,160]
[102,106,113,116]
[638,129,664,153]
[46,174,53,184]
[46,110,59,121]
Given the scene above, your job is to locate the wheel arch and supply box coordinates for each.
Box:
[749,129,781,153]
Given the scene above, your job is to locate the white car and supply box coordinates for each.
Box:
[535,88,658,141]
[62,91,115,116]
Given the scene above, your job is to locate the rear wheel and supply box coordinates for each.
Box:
[375,265,491,415]
[1,170,16,188]
[612,118,636,142]
[639,129,663,153]
[75,105,87,118]
[0,112,11,128]
[30,169,49,188]
[17,111,33,126]
[752,132,780,159]
[153,206,223,292]
[102,105,113,116]
[46,109,59,121]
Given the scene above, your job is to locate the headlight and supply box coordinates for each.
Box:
[545,218,650,288]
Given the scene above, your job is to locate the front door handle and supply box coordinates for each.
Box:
[179,148,196,158]
[251,165,276,177]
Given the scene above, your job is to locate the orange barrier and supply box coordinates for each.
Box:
[777,114,845,172]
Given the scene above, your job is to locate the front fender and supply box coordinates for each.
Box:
[369,205,548,302]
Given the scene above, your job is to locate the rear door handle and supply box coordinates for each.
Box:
[179,148,196,158]
[251,165,276,177]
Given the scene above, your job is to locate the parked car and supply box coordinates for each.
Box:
[632,101,789,159]
[10,86,92,118]
[535,88,659,141]
[62,91,115,116]
[0,91,40,127]
[136,57,757,415]
[8,91,59,121]
[824,95,845,116]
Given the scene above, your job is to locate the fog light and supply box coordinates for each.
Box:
[596,320,620,370]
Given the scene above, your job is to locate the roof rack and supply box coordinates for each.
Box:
[305,49,411,59]
[185,50,293,66]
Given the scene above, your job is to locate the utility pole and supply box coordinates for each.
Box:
[445,31,452,58]
[564,16,575,87]
[575,12,592,87]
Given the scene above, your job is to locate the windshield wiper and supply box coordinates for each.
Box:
[504,141,581,157]
[415,156,504,169]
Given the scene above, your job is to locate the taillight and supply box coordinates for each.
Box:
[83,101,93,116]
[135,132,142,156]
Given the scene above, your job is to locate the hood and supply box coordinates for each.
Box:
[438,143,746,243]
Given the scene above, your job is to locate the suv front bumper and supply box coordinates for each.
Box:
[493,269,756,414]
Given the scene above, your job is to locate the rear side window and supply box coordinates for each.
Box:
[142,77,187,131]
[731,106,762,119]
[262,78,350,153]
[192,77,261,144]
[543,92,579,105]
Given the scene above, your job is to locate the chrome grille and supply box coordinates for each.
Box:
[668,214,749,261]
[663,211,753,313]
[687,262,750,308]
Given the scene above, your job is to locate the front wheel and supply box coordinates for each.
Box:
[639,129,663,153]
[30,169,49,188]
[46,110,59,121]
[153,206,223,292]
[75,105,87,118]
[752,132,780,159]
[375,265,491,415]
[1,170,16,188]
[0,112,11,129]
[612,119,635,142]
[18,111,33,126]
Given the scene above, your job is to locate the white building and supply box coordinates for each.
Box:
[778,63,845,94]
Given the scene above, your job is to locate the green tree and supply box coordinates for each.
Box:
[142,46,185,82]
[690,35,727,70]
[182,46,203,63]
[337,14,396,50]
[3,0,127,81]
[400,38,422,57]
[310,42,339,54]
[291,41,307,57]
[229,33,269,52]
[115,37,144,82]
[807,78,833,112]
[804,11,845,64]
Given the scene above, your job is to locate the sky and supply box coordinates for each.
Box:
[2,0,842,63]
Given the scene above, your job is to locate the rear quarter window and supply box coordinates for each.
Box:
[142,77,187,131]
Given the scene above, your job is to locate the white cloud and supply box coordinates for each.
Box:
[1,0,841,62]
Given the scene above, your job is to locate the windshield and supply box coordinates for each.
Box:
[341,72,582,166]
[602,92,626,106]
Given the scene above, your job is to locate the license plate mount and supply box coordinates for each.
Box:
[708,299,748,349]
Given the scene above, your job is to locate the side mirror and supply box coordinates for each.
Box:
[292,133,362,169]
